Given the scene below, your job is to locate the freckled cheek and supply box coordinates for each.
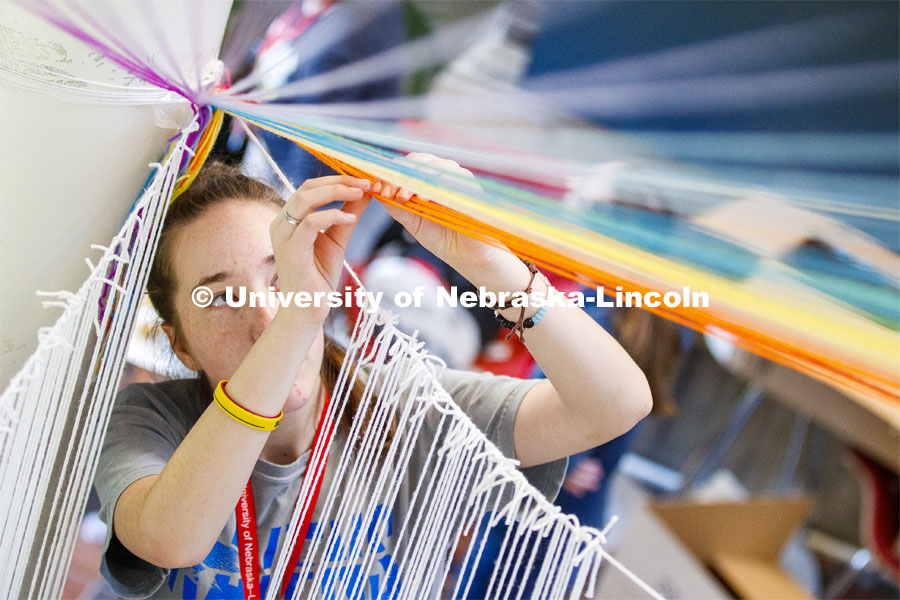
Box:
[182,312,249,375]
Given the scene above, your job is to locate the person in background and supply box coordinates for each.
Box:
[239,0,411,189]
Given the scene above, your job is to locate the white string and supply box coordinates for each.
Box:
[232,10,493,103]
[0,115,197,599]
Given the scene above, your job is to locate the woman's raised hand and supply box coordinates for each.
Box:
[269,175,371,323]
[377,153,510,275]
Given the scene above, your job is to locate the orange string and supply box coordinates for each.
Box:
[301,143,900,406]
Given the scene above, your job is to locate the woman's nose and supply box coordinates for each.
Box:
[247,303,276,341]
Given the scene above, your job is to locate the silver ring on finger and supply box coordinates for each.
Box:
[282,210,301,226]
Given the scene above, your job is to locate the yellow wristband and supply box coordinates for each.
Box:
[213,380,283,431]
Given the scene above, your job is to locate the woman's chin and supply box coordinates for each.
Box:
[281,394,308,413]
[282,382,318,413]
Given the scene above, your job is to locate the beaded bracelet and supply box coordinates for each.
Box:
[494,305,548,331]
[213,380,283,431]
[493,261,550,342]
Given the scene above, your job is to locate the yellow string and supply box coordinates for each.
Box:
[170,109,225,202]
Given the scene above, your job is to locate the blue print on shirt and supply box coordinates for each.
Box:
[299,505,399,599]
[206,573,243,599]
[204,540,241,573]
[170,506,399,599]
[168,539,238,597]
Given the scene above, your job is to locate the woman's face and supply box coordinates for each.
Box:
[165,199,324,412]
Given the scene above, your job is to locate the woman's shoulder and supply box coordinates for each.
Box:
[114,377,208,430]
[437,367,535,402]
[357,361,534,407]
[116,377,206,405]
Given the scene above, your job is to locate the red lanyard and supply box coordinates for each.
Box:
[235,391,334,599]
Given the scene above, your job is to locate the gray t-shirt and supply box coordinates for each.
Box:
[95,369,566,599]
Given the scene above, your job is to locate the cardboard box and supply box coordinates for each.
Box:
[650,497,815,599]
[597,477,814,599]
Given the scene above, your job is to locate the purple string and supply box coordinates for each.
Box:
[16,0,220,325]
[134,0,198,97]
[177,105,212,172]
[25,0,197,102]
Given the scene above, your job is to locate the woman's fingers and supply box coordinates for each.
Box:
[371,177,414,203]
[296,175,371,192]
[404,152,438,162]
[327,195,371,248]
[288,181,369,212]
[380,181,399,199]
[280,183,367,227]
[372,153,477,206]
[285,208,357,250]
[403,152,474,178]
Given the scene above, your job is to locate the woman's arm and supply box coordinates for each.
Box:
[112,176,371,568]
[113,312,323,568]
[379,155,651,468]
[457,256,651,468]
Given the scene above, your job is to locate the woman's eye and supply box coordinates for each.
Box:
[211,293,228,307]
[272,274,280,288]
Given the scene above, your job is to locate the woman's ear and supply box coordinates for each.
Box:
[161,322,201,372]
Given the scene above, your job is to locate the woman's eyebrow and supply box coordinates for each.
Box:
[195,256,275,289]
[195,271,231,289]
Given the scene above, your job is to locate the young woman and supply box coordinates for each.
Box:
[95,156,651,599]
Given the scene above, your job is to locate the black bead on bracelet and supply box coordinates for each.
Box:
[494,310,536,330]
[493,304,548,333]
[490,260,551,342]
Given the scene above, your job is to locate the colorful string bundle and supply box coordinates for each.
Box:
[11,0,897,405]
[1,1,898,598]
[210,102,900,406]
